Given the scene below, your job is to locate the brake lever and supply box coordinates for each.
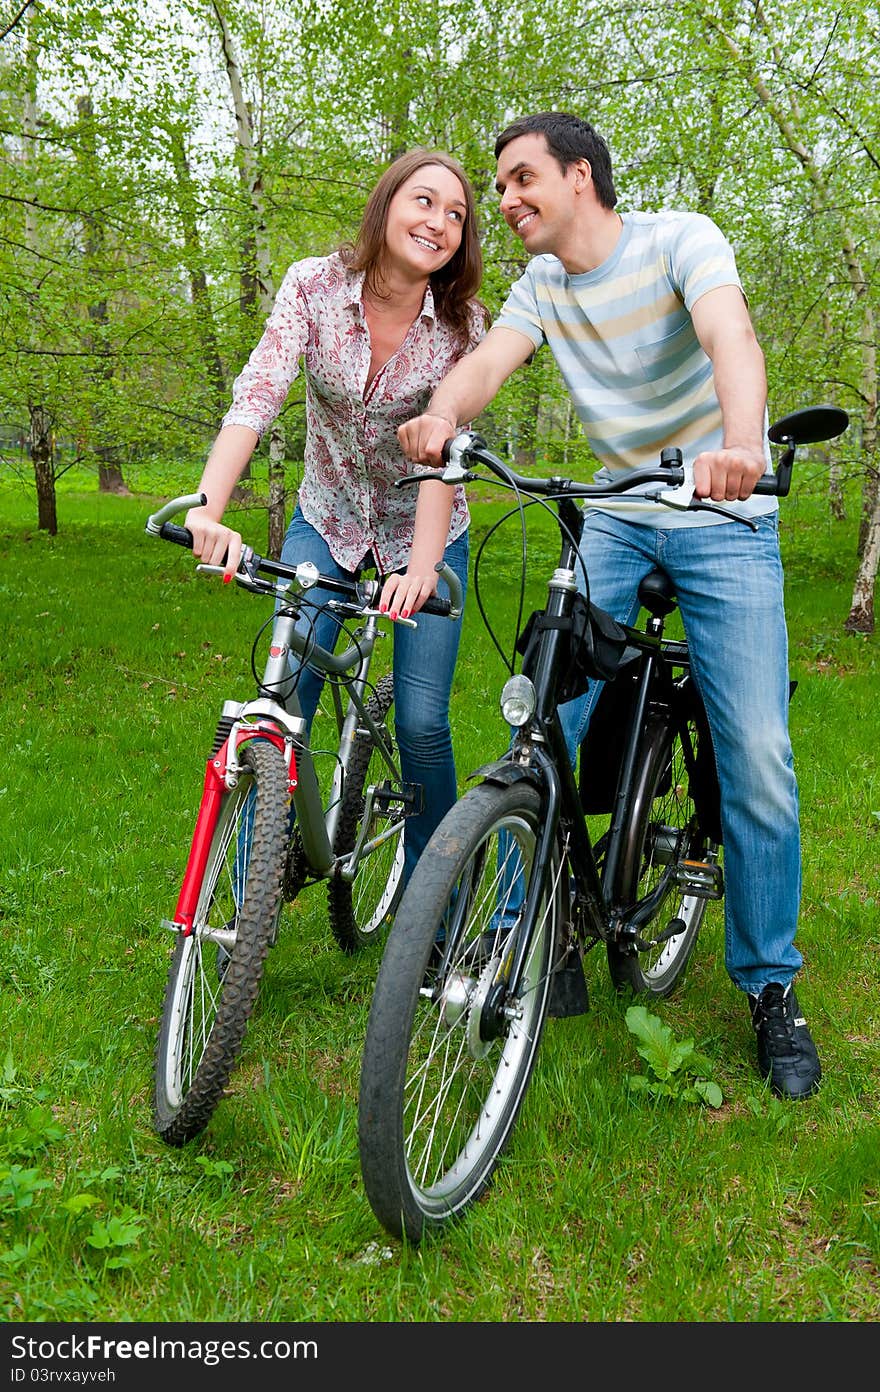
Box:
[644,489,758,531]
[687,500,758,531]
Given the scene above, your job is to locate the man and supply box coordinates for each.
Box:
[398,111,821,1100]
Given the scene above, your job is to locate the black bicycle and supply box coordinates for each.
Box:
[357,404,849,1241]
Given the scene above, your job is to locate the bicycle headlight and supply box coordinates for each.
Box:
[500,674,537,727]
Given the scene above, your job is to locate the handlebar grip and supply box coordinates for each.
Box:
[159,522,194,548]
[158,519,231,568]
[752,466,791,498]
[419,594,452,617]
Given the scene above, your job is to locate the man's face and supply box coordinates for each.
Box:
[494,132,579,255]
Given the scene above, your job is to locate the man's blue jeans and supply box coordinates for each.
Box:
[560,509,802,996]
[280,507,469,883]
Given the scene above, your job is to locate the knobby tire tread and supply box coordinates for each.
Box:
[153,739,289,1145]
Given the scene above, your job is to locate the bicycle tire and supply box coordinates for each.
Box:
[153,738,289,1145]
[358,781,558,1242]
[328,674,405,953]
[606,714,716,998]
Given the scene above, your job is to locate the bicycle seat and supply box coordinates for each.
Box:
[638,569,677,618]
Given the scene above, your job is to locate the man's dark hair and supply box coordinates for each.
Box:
[494,112,617,210]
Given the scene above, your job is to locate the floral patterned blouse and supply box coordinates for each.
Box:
[222,251,485,573]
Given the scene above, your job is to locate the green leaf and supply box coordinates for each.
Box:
[61,1193,100,1215]
[693,1079,724,1108]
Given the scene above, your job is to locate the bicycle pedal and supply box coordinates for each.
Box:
[673,858,724,899]
[371,780,424,817]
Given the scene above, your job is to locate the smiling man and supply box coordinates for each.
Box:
[398,111,822,1102]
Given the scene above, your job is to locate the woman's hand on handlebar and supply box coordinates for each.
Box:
[183,505,243,580]
[378,567,439,620]
[692,444,769,502]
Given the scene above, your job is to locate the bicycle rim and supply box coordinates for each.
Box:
[607,717,713,997]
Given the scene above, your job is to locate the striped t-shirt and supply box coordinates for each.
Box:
[495,210,775,527]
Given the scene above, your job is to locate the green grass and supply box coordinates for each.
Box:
[0,475,878,1323]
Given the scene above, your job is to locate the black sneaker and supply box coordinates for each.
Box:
[748,983,821,1100]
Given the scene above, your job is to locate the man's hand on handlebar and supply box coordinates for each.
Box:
[692,444,768,502]
[397,412,457,467]
[183,505,243,581]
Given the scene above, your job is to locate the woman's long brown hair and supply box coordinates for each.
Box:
[342,148,488,346]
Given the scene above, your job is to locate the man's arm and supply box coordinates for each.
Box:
[398,326,535,465]
[690,285,769,501]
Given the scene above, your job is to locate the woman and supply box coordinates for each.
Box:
[185,148,487,880]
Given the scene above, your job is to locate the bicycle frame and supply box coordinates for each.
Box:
[430,408,850,1004]
[147,490,462,918]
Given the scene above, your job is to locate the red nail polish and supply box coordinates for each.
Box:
[223,574,231,585]
[390,611,398,621]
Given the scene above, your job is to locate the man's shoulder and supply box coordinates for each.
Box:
[625,208,731,251]
[626,208,725,236]
[516,253,567,284]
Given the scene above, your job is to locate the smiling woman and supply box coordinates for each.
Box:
[180,148,489,888]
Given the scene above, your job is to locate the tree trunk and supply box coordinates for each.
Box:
[212,0,285,520]
[702,1,878,634]
[267,423,286,559]
[168,125,228,424]
[844,472,879,633]
[23,19,59,532]
[77,93,127,495]
[29,405,57,535]
[821,309,845,519]
[857,462,879,559]
[513,371,540,470]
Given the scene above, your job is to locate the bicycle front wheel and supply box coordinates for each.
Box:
[606,715,716,998]
[358,781,558,1243]
[328,674,405,952]
[153,739,289,1145]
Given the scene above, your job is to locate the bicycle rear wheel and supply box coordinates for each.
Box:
[606,714,716,998]
[328,674,405,952]
[153,738,289,1145]
[358,781,558,1243]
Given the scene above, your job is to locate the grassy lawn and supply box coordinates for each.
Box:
[0,473,878,1324]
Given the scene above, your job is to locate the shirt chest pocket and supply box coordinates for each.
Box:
[634,319,702,394]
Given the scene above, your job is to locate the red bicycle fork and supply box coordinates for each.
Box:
[170,727,297,936]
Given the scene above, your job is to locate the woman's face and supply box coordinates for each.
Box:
[382,164,467,282]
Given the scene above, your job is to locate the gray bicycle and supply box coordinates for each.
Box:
[145,492,462,1146]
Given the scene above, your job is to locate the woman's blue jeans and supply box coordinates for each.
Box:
[280,507,469,884]
[559,509,803,996]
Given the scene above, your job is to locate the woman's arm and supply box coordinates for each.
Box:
[379,479,454,618]
[184,424,260,577]
[185,265,309,576]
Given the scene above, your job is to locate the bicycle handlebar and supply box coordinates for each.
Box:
[144,494,463,620]
[400,404,848,512]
